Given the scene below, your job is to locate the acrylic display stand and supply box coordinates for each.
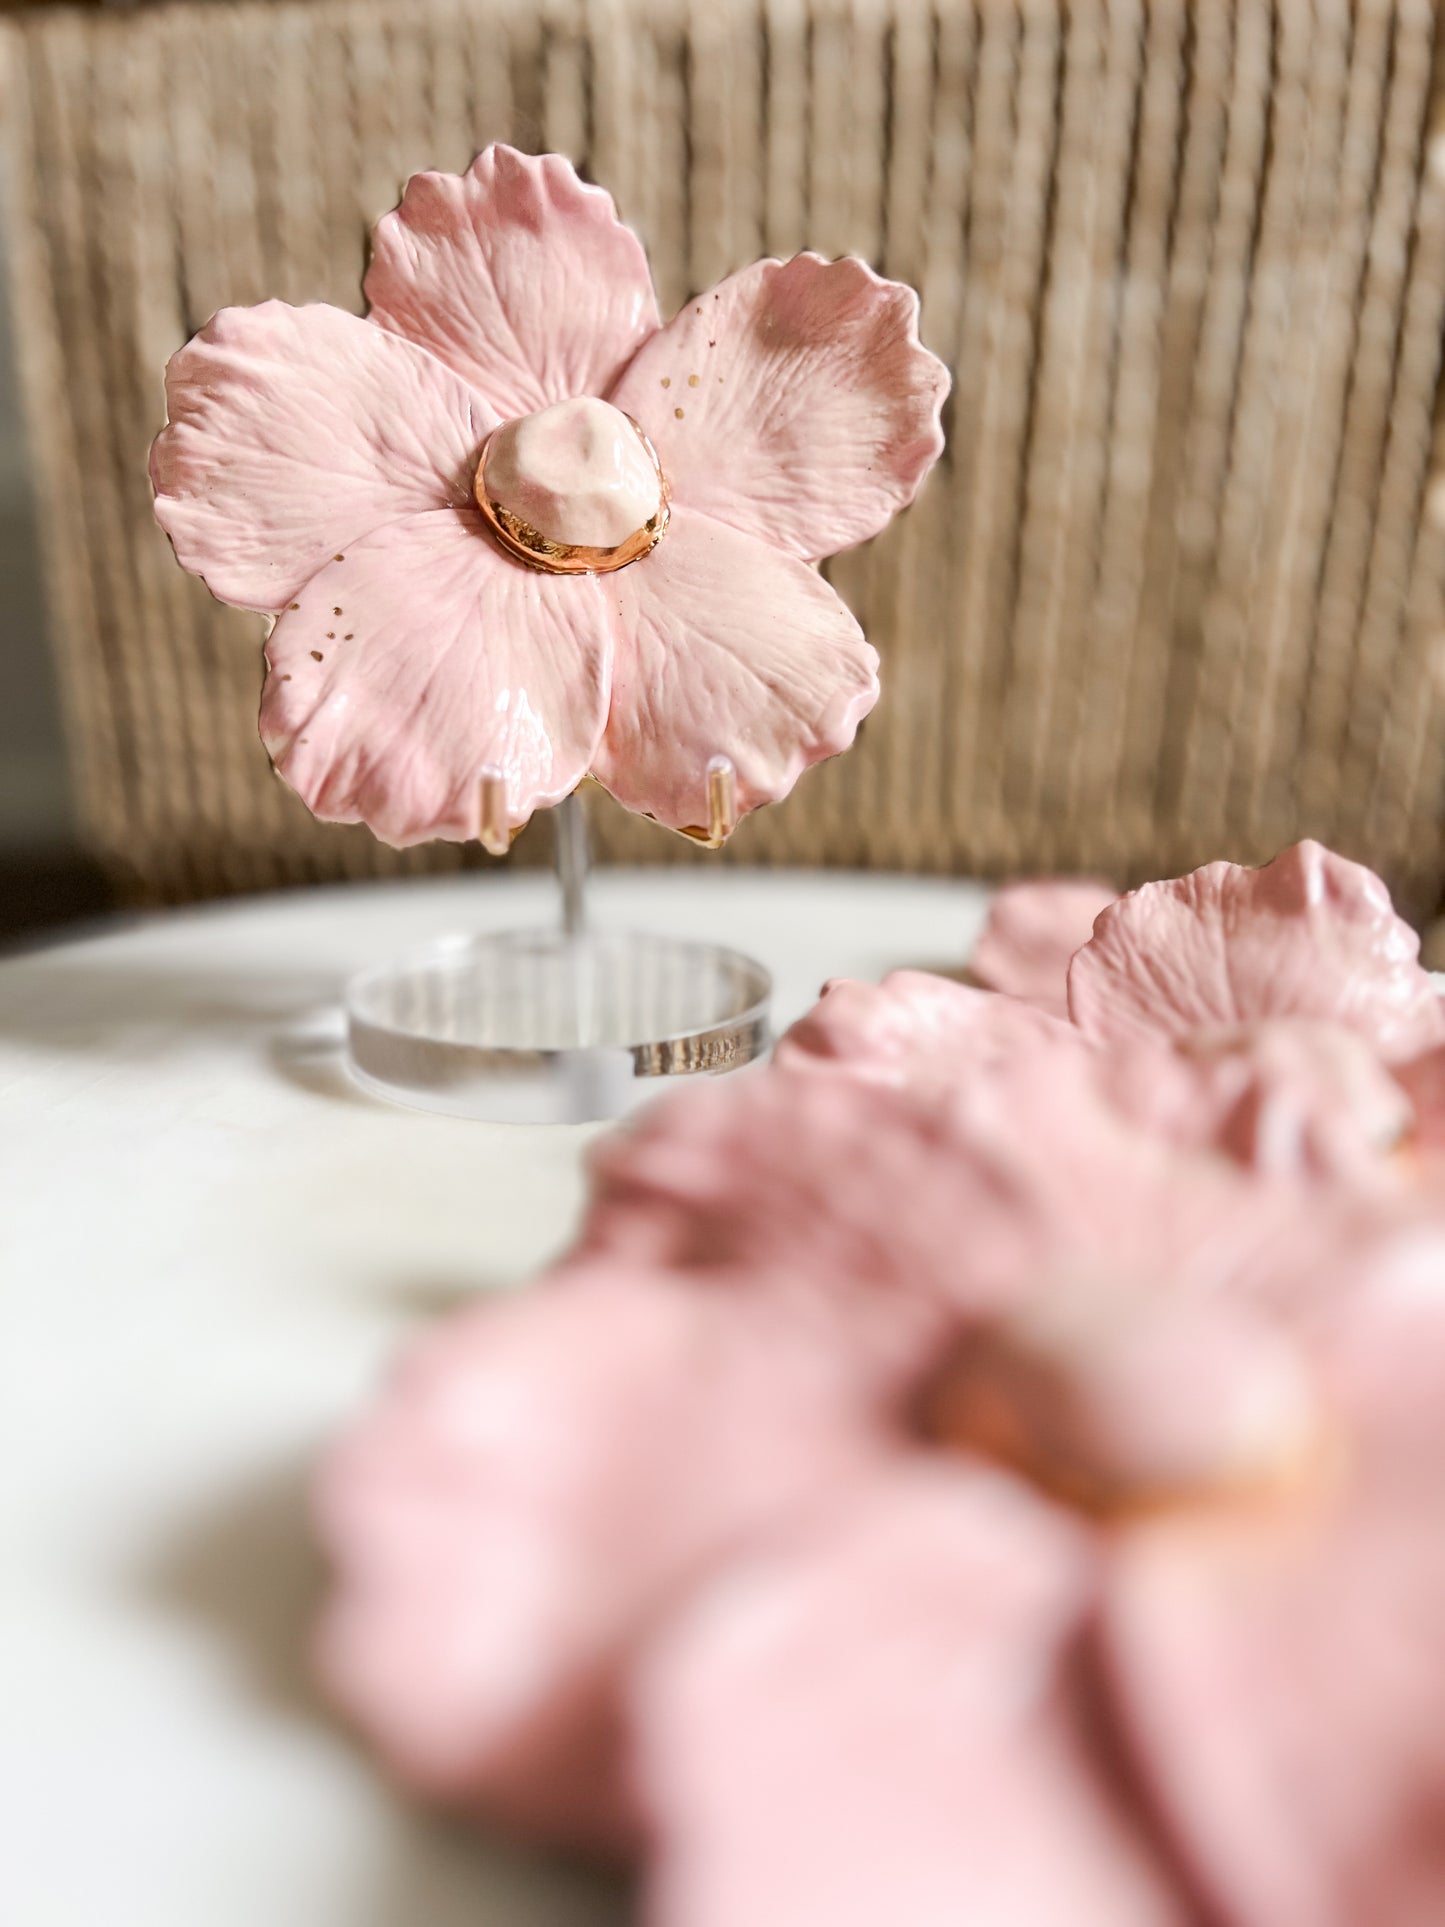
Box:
[343,766,772,1124]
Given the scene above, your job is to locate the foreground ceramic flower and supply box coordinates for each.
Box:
[635,1274,1445,1925]
[315,1038,1445,1920]
[314,837,1445,1916]
[150,145,948,847]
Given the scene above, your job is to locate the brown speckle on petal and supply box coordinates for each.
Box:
[333,606,343,615]
[334,553,345,561]
[311,650,324,661]
[288,602,300,611]
[688,374,699,387]
[674,406,685,419]
[661,376,671,388]
[344,632,354,640]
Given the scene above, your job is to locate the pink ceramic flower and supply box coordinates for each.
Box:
[316,1040,1445,1917]
[1067,840,1445,1059]
[150,145,948,847]
[783,842,1444,1183]
[315,1043,1408,1852]
[969,876,1117,1017]
[780,971,1414,1184]
[634,1273,1445,1925]
[967,842,1443,1058]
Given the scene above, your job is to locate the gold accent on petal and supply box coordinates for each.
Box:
[474,413,670,576]
[477,766,511,855]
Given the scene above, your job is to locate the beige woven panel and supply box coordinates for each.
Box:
[6,0,1445,912]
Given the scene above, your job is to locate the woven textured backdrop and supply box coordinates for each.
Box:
[6,0,1445,912]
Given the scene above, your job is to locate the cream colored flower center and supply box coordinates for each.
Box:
[928,1287,1322,1516]
[475,396,668,575]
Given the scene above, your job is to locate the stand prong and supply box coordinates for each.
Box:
[478,766,510,856]
[706,755,737,846]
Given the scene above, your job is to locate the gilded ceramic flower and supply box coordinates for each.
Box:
[313,1041,1445,1920]
[312,1040,1393,1838]
[310,839,1445,1907]
[635,1273,1445,1925]
[782,842,1444,1182]
[1066,840,1445,1059]
[150,146,948,848]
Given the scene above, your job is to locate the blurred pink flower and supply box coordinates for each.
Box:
[969,875,1117,1017]
[314,837,1445,1914]
[150,146,947,847]
[635,1274,1445,1925]
[313,1038,1433,1872]
[968,843,1444,1060]
[781,842,1443,1183]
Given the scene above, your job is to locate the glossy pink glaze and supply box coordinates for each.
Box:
[151,146,948,846]
[316,1041,1374,1846]
[1103,1020,1413,1186]
[630,1256,1445,1927]
[314,1266,890,1851]
[579,1038,1311,1318]
[150,301,494,615]
[259,511,612,845]
[776,970,1414,1185]
[364,146,660,419]
[632,1468,1184,1927]
[970,877,1118,1016]
[773,969,1080,1093]
[316,838,1445,1913]
[1068,841,1445,1060]
[591,508,879,833]
[609,253,949,566]
[1103,1285,1445,1925]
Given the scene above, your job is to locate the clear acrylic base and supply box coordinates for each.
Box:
[344,926,772,1123]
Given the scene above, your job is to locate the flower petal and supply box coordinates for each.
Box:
[579,1036,1303,1333]
[1068,841,1445,1060]
[777,972,1411,1187]
[971,878,1119,1017]
[150,301,493,612]
[314,1268,891,1851]
[1108,1022,1412,1186]
[364,146,660,420]
[260,510,610,846]
[774,970,1082,1094]
[591,509,878,833]
[1103,1280,1445,1925]
[632,1465,1188,1927]
[610,254,949,563]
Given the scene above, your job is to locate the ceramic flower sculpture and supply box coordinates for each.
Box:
[783,839,1445,1181]
[316,838,1445,1920]
[150,146,948,849]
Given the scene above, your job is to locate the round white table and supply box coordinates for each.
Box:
[0,868,990,1927]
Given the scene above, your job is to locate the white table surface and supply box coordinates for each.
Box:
[0,867,991,1927]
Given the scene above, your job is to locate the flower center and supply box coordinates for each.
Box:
[926,1287,1322,1517]
[475,396,668,575]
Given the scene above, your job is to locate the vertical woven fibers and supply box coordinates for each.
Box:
[6,0,1445,914]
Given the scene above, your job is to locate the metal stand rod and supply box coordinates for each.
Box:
[554,788,590,938]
